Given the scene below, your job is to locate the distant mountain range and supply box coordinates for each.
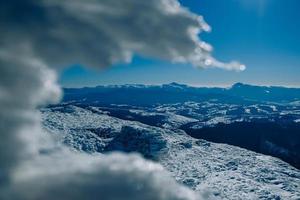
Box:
[58,82,300,169]
[63,82,300,105]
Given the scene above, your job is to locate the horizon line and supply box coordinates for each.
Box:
[62,82,300,89]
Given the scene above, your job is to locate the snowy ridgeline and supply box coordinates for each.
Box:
[42,105,300,200]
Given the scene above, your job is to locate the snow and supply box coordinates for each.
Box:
[245,108,251,114]
[42,105,300,200]
[162,112,198,128]
[270,105,278,112]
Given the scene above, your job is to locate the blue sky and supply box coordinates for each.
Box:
[60,0,300,88]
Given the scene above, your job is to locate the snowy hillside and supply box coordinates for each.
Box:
[42,105,300,200]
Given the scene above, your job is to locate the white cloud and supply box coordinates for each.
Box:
[0,0,244,70]
[0,49,61,185]
[0,0,242,199]
[5,151,203,200]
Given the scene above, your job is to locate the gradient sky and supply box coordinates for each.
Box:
[60,0,300,88]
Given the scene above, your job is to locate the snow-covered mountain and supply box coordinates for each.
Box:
[42,105,300,200]
[63,82,300,105]
[54,91,300,169]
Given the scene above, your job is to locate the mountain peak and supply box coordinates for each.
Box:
[232,82,247,88]
[163,82,189,89]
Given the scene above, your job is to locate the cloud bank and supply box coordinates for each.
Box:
[0,0,244,71]
[0,51,61,185]
[5,152,203,200]
[0,0,243,199]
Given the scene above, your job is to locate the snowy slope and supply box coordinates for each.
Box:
[41,105,300,200]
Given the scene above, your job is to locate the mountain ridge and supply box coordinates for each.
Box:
[63,82,300,105]
[65,82,300,90]
[42,104,300,199]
